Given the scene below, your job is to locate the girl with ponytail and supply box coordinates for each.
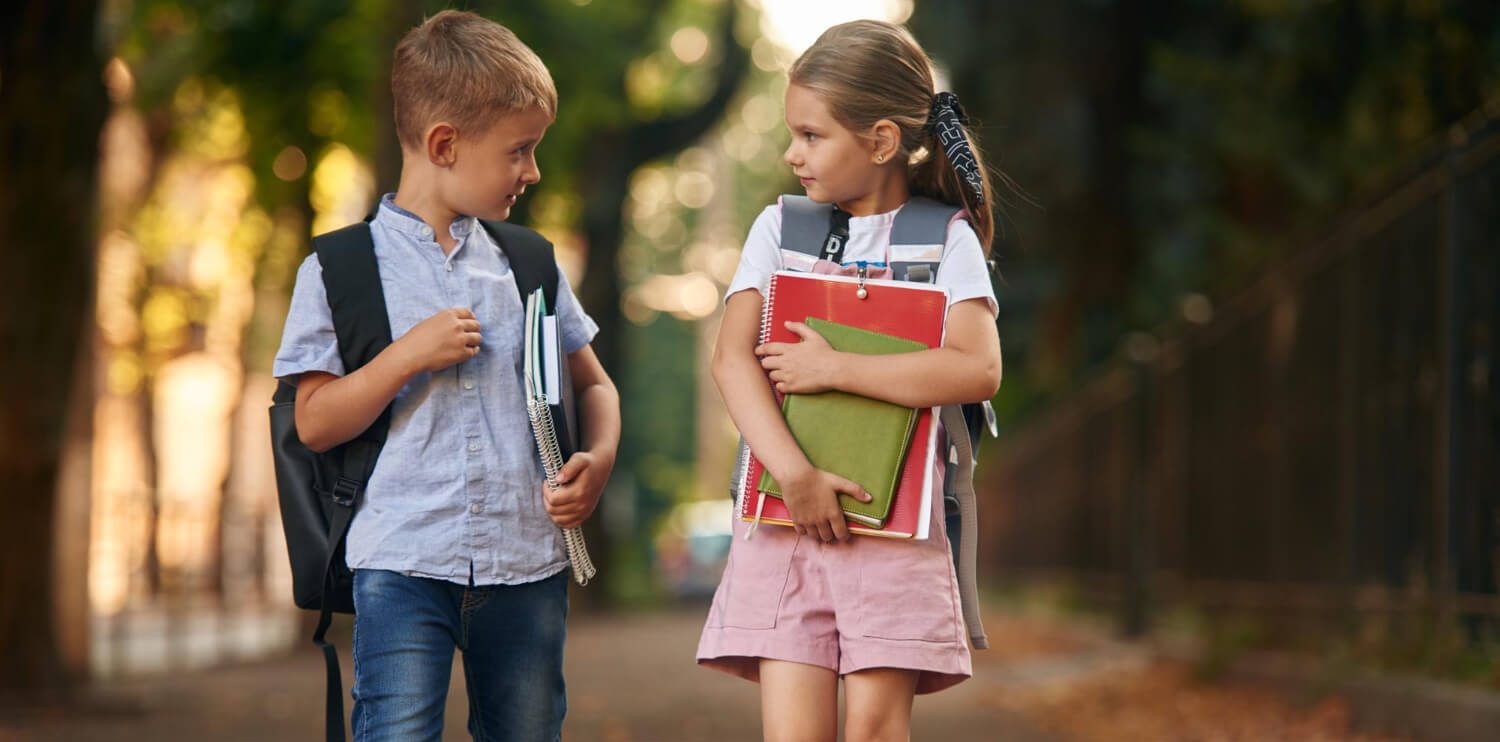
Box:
[698,19,1003,740]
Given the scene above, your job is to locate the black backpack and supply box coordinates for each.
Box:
[268,218,561,742]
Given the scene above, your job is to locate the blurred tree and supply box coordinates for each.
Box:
[116,0,383,362]
[104,0,386,599]
[103,0,750,607]
[914,0,1500,414]
[0,0,109,694]
[118,0,751,408]
[486,0,750,603]
[478,0,750,377]
[1135,0,1500,311]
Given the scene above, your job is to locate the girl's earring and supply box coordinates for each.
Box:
[876,155,886,163]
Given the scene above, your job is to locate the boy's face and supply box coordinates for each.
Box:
[440,107,552,221]
[782,84,880,207]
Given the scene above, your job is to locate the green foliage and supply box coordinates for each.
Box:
[1136,0,1500,310]
[913,0,1500,418]
[99,0,760,602]
[620,315,699,514]
[113,0,382,213]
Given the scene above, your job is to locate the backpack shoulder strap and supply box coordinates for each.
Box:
[311,221,393,461]
[889,196,961,283]
[779,195,835,257]
[940,403,988,649]
[890,196,961,246]
[480,219,560,310]
[314,222,394,376]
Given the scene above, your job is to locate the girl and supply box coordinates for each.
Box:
[697,19,1003,742]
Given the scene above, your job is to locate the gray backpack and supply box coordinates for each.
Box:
[730,194,998,649]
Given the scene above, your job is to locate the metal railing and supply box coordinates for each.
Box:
[983,106,1500,639]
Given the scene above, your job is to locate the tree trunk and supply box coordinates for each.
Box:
[373,1,427,197]
[572,3,748,606]
[0,0,107,696]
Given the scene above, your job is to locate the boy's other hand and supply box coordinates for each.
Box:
[396,308,482,374]
[541,450,612,529]
[777,465,872,543]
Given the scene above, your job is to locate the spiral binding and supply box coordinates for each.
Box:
[528,397,597,585]
[761,273,778,346]
[736,272,784,538]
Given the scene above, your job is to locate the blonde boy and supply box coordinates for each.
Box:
[273,11,619,740]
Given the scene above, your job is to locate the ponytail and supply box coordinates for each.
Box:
[911,92,995,252]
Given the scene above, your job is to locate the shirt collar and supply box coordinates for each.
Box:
[846,202,902,231]
[376,193,479,242]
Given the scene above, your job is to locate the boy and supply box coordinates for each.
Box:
[273,11,619,740]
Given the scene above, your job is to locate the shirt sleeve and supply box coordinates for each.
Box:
[938,220,999,316]
[723,204,783,301]
[555,266,600,354]
[272,254,346,382]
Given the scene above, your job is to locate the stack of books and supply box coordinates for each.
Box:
[523,287,597,583]
[738,270,947,539]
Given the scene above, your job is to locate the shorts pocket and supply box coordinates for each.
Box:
[855,541,958,643]
[715,531,798,630]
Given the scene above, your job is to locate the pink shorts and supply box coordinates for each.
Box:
[696,477,971,694]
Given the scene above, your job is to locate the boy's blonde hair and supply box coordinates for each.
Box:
[790,20,997,251]
[391,10,557,151]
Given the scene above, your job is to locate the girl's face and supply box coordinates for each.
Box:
[782,84,882,208]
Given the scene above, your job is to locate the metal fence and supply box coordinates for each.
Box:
[982,107,1500,639]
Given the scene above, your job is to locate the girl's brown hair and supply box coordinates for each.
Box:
[789,20,997,251]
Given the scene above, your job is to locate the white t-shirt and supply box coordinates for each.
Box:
[725,198,999,316]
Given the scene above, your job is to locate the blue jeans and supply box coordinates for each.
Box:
[350,568,568,741]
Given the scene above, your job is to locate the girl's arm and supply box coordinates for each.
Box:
[758,298,1001,408]
[714,289,870,543]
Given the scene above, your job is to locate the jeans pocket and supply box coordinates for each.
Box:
[716,530,797,630]
[855,540,958,643]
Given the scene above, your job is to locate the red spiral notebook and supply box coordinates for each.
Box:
[737,270,948,539]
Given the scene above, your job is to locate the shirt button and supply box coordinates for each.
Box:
[467,442,479,452]
[445,263,453,272]
[463,380,474,390]
[470,503,481,514]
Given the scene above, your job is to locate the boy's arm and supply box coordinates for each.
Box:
[540,344,619,530]
[293,360,411,454]
[568,344,620,467]
[295,307,482,452]
[758,298,1001,408]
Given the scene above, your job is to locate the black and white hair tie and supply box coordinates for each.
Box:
[924,91,985,207]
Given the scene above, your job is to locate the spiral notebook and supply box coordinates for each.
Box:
[523,289,578,460]
[737,270,948,539]
[523,287,595,583]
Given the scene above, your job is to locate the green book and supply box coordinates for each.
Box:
[758,317,926,527]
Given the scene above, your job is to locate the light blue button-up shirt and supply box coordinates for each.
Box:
[273,195,599,585]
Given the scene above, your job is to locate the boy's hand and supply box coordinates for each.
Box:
[756,321,842,394]
[542,450,613,529]
[776,464,872,543]
[395,308,482,374]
